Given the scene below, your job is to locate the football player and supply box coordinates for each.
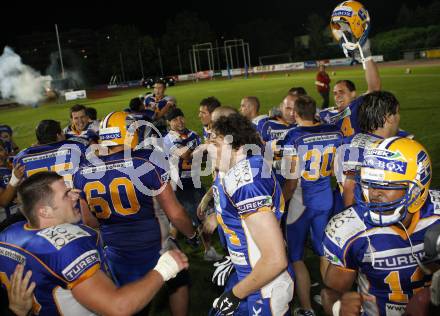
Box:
[320,1,381,137]
[339,91,411,209]
[144,80,175,120]
[163,107,222,261]
[279,95,343,316]
[0,125,19,156]
[209,113,294,315]
[198,96,221,141]
[0,140,24,220]
[239,96,268,132]
[63,104,99,146]
[74,111,197,315]
[14,120,86,188]
[0,172,188,315]
[322,137,439,316]
[260,94,298,187]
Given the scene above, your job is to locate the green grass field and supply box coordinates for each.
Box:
[3,62,440,315]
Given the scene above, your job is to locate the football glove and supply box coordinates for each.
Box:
[212,290,240,316]
[212,256,234,287]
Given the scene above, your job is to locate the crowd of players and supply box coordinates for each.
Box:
[0,28,439,316]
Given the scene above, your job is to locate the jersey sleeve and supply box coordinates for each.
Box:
[223,159,277,219]
[323,207,367,270]
[40,224,101,289]
[72,170,86,200]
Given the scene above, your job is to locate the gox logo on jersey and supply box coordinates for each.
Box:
[37,224,91,250]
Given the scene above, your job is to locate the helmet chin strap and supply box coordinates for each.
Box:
[397,221,432,275]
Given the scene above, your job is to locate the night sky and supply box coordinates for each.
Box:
[1,0,436,48]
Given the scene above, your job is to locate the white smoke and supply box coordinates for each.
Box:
[0,46,52,106]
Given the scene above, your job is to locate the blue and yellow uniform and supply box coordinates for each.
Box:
[0,167,18,220]
[213,155,294,315]
[323,193,440,316]
[144,94,173,117]
[260,117,296,187]
[252,114,269,135]
[63,123,99,146]
[73,149,168,286]
[319,96,364,137]
[163,129,203,224]
[14,140,87,187]
[282,124,343,261]
[0,222,105,316]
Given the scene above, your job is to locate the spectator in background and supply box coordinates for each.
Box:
[315,64,331,109]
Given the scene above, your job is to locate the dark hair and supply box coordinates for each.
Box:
[70,104,87,117]
[335,80,356,92]
[166,108,184,121]
[155,79,166,87]
[294,95,317,121]
[36,120,62,144]
[129,97,144,112]
[85,107,97,120]
[243,96,260,112]
[212,113,262,150]
[0,125,13,136]
[17,172,62,227]
[200,96,221,113]
[288,87,307,96]
[358,91,400,133]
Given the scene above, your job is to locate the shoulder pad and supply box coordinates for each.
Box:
[325,207,367,249]
[223,159,254,197]
[36,224,92,251]
[350,133,380,149]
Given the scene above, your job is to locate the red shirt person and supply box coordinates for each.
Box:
[315,64,331,109]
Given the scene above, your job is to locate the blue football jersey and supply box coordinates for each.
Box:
[0,222,105,316]
[73,149,169,261]
[202,126,211,142]
[282,124,343,210]
[163,129,201,189]
[144,94,172,117]
[213,155,288,277]
[14,140,87,188]
[252,114,269,135]
[0,167,18,220]
[124,109,158,147]
[63,122,99,146]
[260,117,296,186]
[323,191,440,316]
[319,96,364,137]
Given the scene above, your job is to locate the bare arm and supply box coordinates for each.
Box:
[232,211,287,299]
[342,177,356,208]
[79,198,100,229]
[0,165,24,207]
[322,263,357,315]
[72,250,188,316]
[282,158,298,201]
[364,59,381,93]
[156,183,195,238]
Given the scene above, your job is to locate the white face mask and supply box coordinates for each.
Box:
[368,205,404,226]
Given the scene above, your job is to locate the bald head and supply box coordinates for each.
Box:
[211,106,238,123]
[240,96,260,120]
